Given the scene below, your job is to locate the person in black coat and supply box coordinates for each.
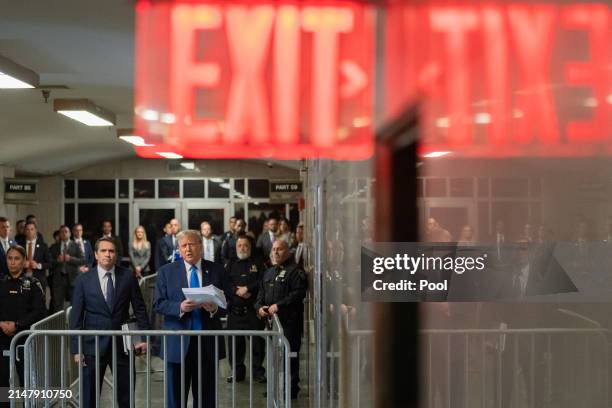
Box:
[69,237,150,408]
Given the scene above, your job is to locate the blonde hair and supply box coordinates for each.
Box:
[132,226,150,250]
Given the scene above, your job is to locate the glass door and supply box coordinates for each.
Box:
[421,198,475,241]
[181,201,231,238]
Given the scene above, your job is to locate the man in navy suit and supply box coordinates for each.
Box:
[0,217,15,279]
[69,237,150,408]
[154,229,228,408]
[72,223,94,271]
[155,218,180,271]
[23,222,51,293]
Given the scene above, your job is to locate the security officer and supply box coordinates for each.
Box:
[221,219,247,265]
[226,236,265,383]
[255,239,306,399]
[0,245,46,396]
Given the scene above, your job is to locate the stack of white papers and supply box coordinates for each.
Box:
[182,284,227,309]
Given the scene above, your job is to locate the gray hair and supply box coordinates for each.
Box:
[176,229,201,243]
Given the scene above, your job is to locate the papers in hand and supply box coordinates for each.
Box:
[182,285,227,309]
[121,322,143,355]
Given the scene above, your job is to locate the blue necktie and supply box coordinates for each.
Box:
[189,265,202,330]
[105,272,114,309]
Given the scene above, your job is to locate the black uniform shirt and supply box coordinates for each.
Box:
[227,257,263,308]
[255,258,306,318]
[0,273,46,343]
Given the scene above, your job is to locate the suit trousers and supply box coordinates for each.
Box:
[51,272,72,312]
[166,337,217,408]
[82,347,134,408]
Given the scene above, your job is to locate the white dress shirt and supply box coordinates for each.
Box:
[97,265,116,301]
[0,237,9,253]
[202,238,215,262]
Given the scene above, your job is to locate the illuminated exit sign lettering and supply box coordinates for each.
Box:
[134,1,375,160]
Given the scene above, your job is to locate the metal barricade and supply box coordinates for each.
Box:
[346,327,611,408]
[10,322,292,408]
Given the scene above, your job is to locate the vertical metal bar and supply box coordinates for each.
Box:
[513,335,518,408]
[547,334,552,408]
[266,336,272,408]
[285,338,291,408]
[61,336,66,408]
[497,334,502,408]
[112,336,117,408]
[163,336,167,408]
[428,334,433,408]
[330,341,335,408]
[232,335,236,408]
[464,333,469,408]
[44,335,49,408]
[146,335,151,408]
[215,336,219,407]
[447,334,451,408]
[530,334,535,408]
[96,336,100,408]
[198,335,202,408]
[78,336,83,408]
[481,334,486,408]
[249,335,253,408]
[586,334,592,406]
[180,335,184,408]
[129,337,135,408]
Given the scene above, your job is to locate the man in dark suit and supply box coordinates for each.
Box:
[221,219,247,264]
[0,217,15,279]
[49,225,84,312]
[23,222,51,293]
[200,221,222,264]
[256,217,277,263]
[70,237,150,408]
[73,223,95,271]
[155,218,180,271]
[154,229,228,408]
[100,220,123,264]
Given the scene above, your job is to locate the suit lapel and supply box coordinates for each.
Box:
[179,262,188,290]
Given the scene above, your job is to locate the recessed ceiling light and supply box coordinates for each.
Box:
[423,151,451,158]
[54,99,115,126]
[117,129,155,146]
[156,152,183,159]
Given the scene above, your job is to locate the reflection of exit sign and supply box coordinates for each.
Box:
[4,179,38,204]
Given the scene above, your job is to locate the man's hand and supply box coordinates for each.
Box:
[0,321,16,336]
[202,302,218,313]
[73,354,87,367]
[79,265,89,273]
[65,254,72,261]
[258,306,269,318]
[27,260,37,269]
[134,342,148,355]
[236,286,249,298]
[180,299,199,313]
[58,254,65,262]
[267,304,279,316]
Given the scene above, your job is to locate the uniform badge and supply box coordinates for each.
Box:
[278,269,286,278]
[250,265,258,273]
[22,280,31,289]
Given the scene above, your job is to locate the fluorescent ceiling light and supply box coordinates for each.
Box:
[0,54,39,89]
[423,151,451,158]
[180,162,196,170]
[117,129,155,147]
[156,152,183,159]
[54,99,116,126]
[210,178,224,183]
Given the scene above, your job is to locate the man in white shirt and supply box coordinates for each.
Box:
[200,221,221,264]
[23,222,51,293]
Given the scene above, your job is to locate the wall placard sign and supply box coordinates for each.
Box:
[270,181,302,202]
[4,179,38,204]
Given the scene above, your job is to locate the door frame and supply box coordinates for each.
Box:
[419,198,476,239]
[180,200,232,232]
[132,201,181,236]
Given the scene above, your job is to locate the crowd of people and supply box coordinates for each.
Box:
[0,213,307,407]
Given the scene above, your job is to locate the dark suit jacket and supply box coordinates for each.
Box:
[25,240,51,289]
[69,266,150,355]
[256,231,274,260]
[153,259,227,363]
[49,241,85,285]
[74,239,95,268]
[155,235,175,271]
[201,236,222,264]
[0,239,16,278]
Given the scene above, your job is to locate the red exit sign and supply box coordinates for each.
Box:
[134,1,375,160]
[386,3,612,157]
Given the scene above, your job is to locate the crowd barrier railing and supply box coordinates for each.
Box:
[10,315,291,408]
